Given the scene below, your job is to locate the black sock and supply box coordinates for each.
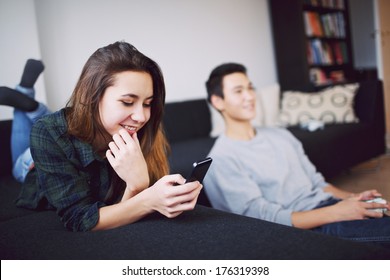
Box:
[0,86,39,111]
[19,59,45,88]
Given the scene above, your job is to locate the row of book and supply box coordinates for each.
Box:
[304,0,345,9]
[303,11,346,38]
[309,68,345,86]
[307,39,349,65]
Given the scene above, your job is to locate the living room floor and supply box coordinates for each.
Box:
[329,152,390,206]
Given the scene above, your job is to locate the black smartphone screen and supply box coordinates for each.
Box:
[185,157,213,184]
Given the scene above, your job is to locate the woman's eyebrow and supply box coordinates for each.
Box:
[121,93,154,100]
[121,93,138,98]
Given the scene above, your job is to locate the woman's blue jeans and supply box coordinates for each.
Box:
[11,86,51,182]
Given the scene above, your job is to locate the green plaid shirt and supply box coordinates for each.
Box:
[16,109,111,232]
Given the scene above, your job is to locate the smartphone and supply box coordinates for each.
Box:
[185,157,213,184]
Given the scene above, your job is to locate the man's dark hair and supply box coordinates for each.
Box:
[205,63,247,103]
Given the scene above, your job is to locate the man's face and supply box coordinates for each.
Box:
[217,72,257,123]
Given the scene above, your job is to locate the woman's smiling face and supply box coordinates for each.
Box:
[99,71,153,136]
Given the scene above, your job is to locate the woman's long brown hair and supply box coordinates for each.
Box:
[65,41,169,202]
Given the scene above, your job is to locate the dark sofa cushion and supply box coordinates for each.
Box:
[0,176,38,222]
[2,163,390,259]
[354,80,384,123]
[168,138,216,207]
[163,99,211,143]
[1,205,389,260]
[0,120,12,177]
[168,138,216,175]
[289,122,385,179]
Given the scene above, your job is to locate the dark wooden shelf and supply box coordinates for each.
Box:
[269,0,354,92]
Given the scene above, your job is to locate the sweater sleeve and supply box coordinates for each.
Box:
[204,152,293,226]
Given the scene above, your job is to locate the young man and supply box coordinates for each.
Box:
[203,62,390,244]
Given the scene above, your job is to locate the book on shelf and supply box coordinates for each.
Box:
[309,68,330,85]
[304,11,346,38]
[332,42,343,64]
[329,70,345,82]
[304,0,345,9]
[320,12,345,38]
[303,11,324,36]
[307,39,334,65]
[339,41,349,63]
[309,68,345,86]
[320,0,345,9]
[332,41,349,64]
[304,0,319,6]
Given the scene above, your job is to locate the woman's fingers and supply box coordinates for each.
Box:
[108,141,119,156]
[149,175,202,218]
[164,181,202,206]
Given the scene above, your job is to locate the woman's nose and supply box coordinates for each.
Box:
[131,105,146,123]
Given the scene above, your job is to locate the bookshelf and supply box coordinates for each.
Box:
[269,0,354,91]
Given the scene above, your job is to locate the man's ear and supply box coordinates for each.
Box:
[210,95,224,112]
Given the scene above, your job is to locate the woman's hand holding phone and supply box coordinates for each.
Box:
[145,158,212,218]
[147,174,202,218]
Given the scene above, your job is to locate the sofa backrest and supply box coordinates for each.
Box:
[354,79,384,123]
[163,99,211,143]
[0,120,13,177]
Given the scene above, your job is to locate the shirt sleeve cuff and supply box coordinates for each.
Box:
[277,209,293,226]
[75,201,106,232]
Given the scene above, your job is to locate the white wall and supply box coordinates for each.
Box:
[0,0,46,120]
[374,0,383,79]
[349,0,377,69]
[34,0,277,111]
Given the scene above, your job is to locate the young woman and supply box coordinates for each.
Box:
[10,42,202,231]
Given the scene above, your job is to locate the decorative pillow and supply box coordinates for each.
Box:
[209,104,225,137]
[257,83,281,127]
[279,83,359,126]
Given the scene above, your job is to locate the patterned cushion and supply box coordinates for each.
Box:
[279,83,359,126]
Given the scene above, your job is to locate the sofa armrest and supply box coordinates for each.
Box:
[354,80,385,124]
[354,80,386,147]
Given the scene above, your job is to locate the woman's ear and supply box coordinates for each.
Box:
[210,95,224,112]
